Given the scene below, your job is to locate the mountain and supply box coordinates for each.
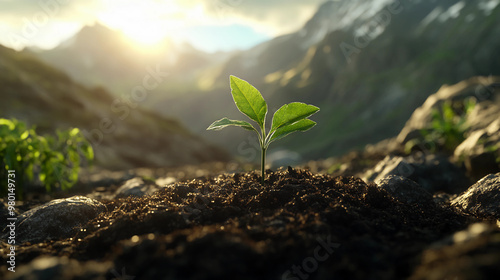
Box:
[29,23,233,96]
[29,1,500,164]
[0,44,229,170]
[175,0,500,160]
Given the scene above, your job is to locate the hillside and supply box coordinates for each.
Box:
[151,0,499,161]
[189,0,500,159]
[27,0,500,164]
[0,44,229,170]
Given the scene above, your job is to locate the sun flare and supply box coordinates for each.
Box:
[96,1,182,49]
[120,23,166,46]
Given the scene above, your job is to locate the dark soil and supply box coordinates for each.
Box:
[3,166,497,280]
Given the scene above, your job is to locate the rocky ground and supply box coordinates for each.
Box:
[1,78,499,279]
[1,158,500,280]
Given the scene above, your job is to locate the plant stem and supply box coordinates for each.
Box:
[261,147,266,185]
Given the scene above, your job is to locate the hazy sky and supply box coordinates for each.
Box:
[0,0,326,52]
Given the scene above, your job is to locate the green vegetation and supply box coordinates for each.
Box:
[405,98,476,154]
[207,75,319,184]
[0,118,93,199]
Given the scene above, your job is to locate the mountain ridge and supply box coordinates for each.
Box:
[0,44,229,170]
[191,0,500,159]
[26,0,500,163]
[28,22,233,96]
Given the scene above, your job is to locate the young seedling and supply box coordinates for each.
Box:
[207,75,319,184]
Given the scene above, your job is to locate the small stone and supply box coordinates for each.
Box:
[376,175,433,204]
[155,176,176,187]
[364,154,469,194]
[452,223,490,243]
[2,196,106,243]
[114,177,160,198]
[454,120,500,179]
[451,173,500,219]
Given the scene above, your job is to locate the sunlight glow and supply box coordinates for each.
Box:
[120,21,166,46]
[96,1,184,48]
[0,0,325,52]
[83,1,271,52]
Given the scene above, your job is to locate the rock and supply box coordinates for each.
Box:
[9,256,112,280]
[395,77,500,179]
[364,156,415,181]
[376,175,433,204]
[454,119,500,179]
[114,177,160,199]
[3,196,106,244]
[451,173,500,219]
[363,154,469,194]
[397,77,500,146]
[450,223,491,244]
[427,222,492,249]
[155,176,176,187]
[411,223,500,280]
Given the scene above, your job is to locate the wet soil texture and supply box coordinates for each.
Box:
[2,167,499,280]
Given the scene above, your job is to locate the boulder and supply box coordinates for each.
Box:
[363,154,469,194]
[394,77,500,179]
[454,119,500,179]
[397,77,500,146]
[375,175,433,204]
[114,177,160,199]
[2,196,106,243]
[451,173,500,219]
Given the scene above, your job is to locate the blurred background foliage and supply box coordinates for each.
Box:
[0,118,93,198]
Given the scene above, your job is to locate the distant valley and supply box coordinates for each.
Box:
[27,0,500,164]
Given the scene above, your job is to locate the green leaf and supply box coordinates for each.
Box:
[83,143,94,162]
[230,75,267,128]
[441,102,453,120]
[39,172,47,183]
[268,119,317,145]
[207,117,257,132]
[270,102,319,133]
[70,128,80,137]
[0,118,15,130]
[20,130,29,140]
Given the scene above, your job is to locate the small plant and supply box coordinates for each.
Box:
[405,98,475,154]
[0,118,94,199]
[207,75,319,184]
